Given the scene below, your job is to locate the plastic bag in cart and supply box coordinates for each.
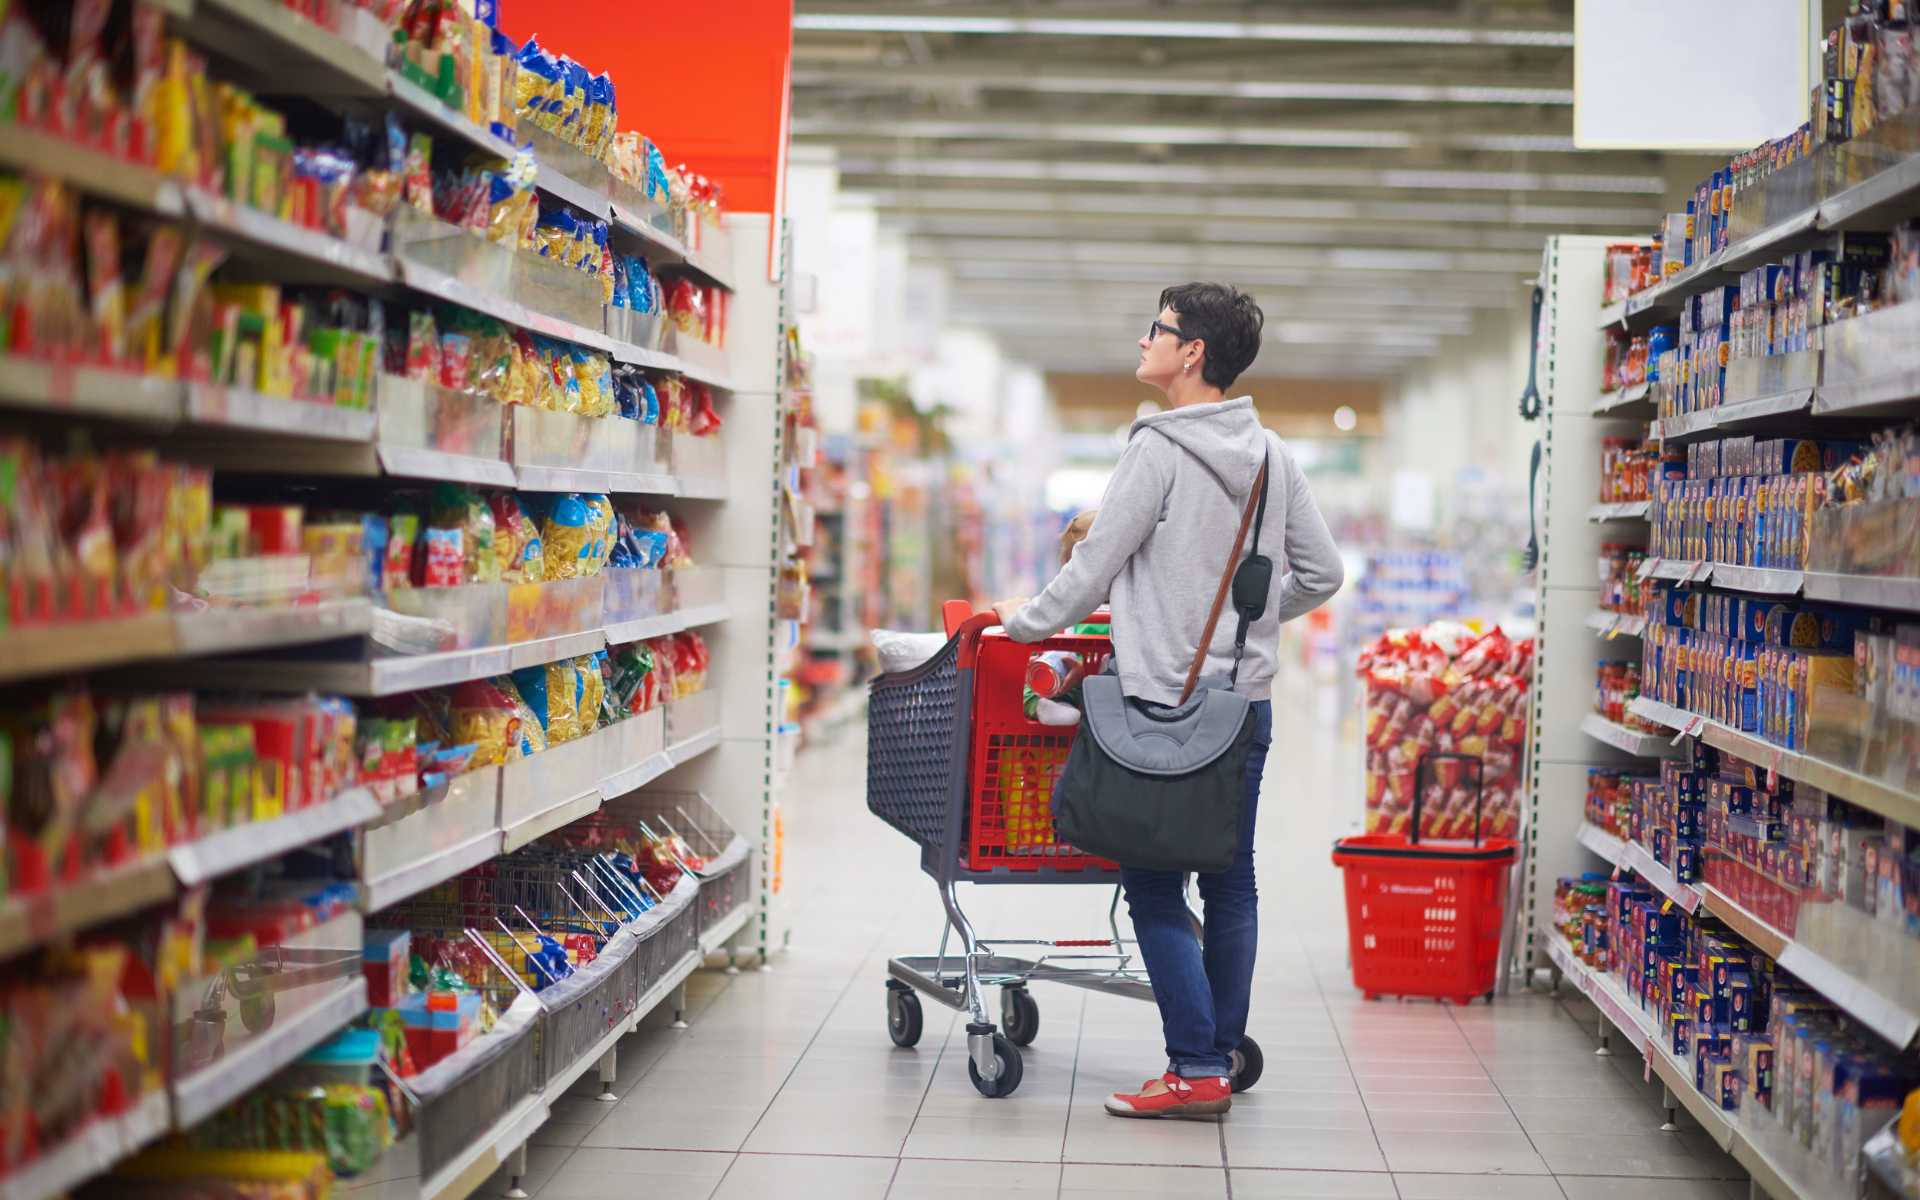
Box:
[870,629,947,675]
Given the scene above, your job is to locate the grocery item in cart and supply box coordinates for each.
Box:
[1358,621,1532,841]
[870,628,946,675]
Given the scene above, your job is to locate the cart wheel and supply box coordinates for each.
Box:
[239,991,275,1035]
[886,985,923,1048]
[1001,986,1039,1047]
[1229,1036,1264,1094]
[968,1033,1024,1098]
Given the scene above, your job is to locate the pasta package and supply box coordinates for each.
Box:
[539,493,593,578]
[489,491,544,582]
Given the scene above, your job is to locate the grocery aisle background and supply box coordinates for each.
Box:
[419,696,1752,1200]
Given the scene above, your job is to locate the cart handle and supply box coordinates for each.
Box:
[942,601,1109,670]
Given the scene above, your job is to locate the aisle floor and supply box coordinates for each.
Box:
[447,691,1754,1200]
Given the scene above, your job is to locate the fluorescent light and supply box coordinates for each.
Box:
[1453,133,1582,152]
[792,117,1418,150]
[791,66,1573,106]
[853,187,1663,230]
[952,308,1472,333]
[834,155,1668,195]
[793,12,1573,48]
[890,214,1548,253]
[912,239,1540,275]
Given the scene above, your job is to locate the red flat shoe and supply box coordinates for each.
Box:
[1104,1071,1232,1119]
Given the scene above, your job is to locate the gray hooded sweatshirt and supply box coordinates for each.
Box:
[1004,396,1344,705]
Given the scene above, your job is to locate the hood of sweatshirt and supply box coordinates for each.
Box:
[1130,396,1266,496]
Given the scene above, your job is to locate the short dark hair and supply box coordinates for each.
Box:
[1159,283,1264,390]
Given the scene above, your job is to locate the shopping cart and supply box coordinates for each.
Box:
[867,601,1265,1098]
[1330,752,1518,1005]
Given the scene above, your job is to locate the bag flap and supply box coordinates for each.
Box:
[1081,675,1249,777]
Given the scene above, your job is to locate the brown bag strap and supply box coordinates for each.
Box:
[1179,461,1269,705]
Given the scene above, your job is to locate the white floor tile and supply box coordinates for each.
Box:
[1231,1168,1398,1198]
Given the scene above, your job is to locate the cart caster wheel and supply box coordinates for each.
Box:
[886,985,923,1048]
[1363,992,1380,1002]
[239,991,275,1035]
[968,1033,1023,1098]
[1001,986,1039,1047]
[1229,1036,1264,1094]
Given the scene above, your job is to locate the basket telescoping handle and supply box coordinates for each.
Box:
[1411,752,1486,847]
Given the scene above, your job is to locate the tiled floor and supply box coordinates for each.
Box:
[391,689,1761,1199]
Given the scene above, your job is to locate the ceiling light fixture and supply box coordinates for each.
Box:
[790,66,1573,106]
[792,12,1573,48]
[833,156,1668,195]
[792,116,1420,150]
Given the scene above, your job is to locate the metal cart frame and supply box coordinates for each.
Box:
[867,606,1264,1098]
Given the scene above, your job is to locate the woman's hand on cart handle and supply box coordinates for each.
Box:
[991,597,1030,629]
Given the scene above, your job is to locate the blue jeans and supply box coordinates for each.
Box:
[1119,700,1272,1079]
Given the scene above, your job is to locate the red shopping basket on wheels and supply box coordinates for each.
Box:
[1331,753,1516,1005]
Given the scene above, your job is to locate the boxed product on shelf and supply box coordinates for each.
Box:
[1554,859,1920,1195]
[1639,574,1920,773]
[1358,622,1530,840]
[1645,428,1907,569]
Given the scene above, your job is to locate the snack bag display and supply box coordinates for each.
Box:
[537,493,594,579]
[431,484,497,584]
[1357,622,1532,841]
[488,491,544,582]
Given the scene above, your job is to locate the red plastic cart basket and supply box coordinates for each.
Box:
[1330,753,1517,1005]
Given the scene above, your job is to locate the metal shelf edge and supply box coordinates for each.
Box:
[0,855,176,966]
[500,789,604,853]
[170,788,383,886]
[170,976,369,1129]
[360,830,504,914]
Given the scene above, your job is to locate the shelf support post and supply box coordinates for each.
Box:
[504,1141,530,1199]
[1660,1084,1680,1133]
[596,1041,619,1103]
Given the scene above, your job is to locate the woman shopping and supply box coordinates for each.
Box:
[992,282,1344,1119]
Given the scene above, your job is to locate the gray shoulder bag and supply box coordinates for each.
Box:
[1050,450,1271,873]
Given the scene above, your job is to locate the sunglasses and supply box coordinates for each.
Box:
[1147,319,1191,342]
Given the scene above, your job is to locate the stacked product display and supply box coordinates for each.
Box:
[1530,27,1920,1179]
[1357,621,1531,841]
[0,0,789,1197]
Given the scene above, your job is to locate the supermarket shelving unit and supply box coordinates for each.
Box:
[1528,126,1920,1195]
[0,8,794,1197]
